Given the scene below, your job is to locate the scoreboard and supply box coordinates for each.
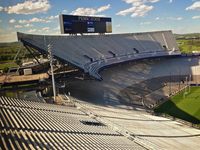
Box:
[59,14,112,34]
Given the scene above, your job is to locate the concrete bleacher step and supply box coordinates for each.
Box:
[1,96,145,149]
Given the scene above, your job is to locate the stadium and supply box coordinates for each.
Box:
[1,14,200,150]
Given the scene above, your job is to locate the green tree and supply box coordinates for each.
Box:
[15,59,22,66]
[3,67,9,73]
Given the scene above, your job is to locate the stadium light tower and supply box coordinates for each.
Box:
[48,44,56,102]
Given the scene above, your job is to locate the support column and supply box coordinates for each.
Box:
[48,44,56,102]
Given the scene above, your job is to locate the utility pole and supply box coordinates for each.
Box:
[183,76,188,99]
[48,44,56,102]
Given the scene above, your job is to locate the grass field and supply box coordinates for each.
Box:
[0,62,18,70]
[0,42,39,71]
[177,39,200,53]
[154,86,200,125]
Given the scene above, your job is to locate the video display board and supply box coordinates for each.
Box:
[59,15,112,34]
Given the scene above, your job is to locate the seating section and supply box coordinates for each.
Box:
[0,96,144,149]
[17,30,180,80]
[118,76,188,108]
[69,96,200,150]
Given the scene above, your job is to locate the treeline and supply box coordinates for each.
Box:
[175,33,200,40]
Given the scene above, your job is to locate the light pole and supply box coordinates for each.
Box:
[178,68,181,92]
[189,74,191,93]
[186,76,188,92]
[169,72,172,96]
[48,44,56,102]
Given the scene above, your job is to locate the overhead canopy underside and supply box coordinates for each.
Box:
[17,30,180,80]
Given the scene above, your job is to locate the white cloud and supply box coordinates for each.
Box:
[9,19,16,23]
[140,21,152,25]
[42,27,50,32]
[15,25,23,28]
[186,1,200,11]
[176,17,183,21]
[19,17,46,24]
[71,4,111,16]
[117,4,153,17]
[24,24,33,27]
[45,20,51,23]
[116,0,159,17]
[192,16,200,19]
[116,24,121,28]
[168,17,183,21]
[19,19,28,24]
[43,15,58,23]
[62,9,68,14]
[97,4,111,12]
[155,17,160,20]
[0,6,3,11]
[28,29,37,33]
[18,16,57,24]
[169,0,173,3]
[122,0,159,4]
[30,17,46,23]
[71,8,96,16]
[46,15,59,20]
[4,0,51,15]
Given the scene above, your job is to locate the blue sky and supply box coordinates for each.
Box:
[0,0,200,42]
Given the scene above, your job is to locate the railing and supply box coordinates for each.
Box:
[84,51,181,80]
[64,94,160,150]
[153,113,200,129]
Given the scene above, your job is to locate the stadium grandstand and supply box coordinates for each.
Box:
[1,95,200,149]
[17,30,180,80]
[1,28,199,149]
[0,96,145,149]
[67,56,200,108]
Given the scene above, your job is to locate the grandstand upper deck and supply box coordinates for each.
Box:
[17,30,180,80]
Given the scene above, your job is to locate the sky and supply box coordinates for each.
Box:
[0,0,200,43]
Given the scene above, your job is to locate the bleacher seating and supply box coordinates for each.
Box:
[67,96,200,150]
[115,76,188,108]
[17,30,180,80]
[0,96,145,149]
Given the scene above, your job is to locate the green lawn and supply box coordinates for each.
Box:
[0,62,18,70]
[154,87,200,124]
[0,42,39,71]
[177,39,200,54]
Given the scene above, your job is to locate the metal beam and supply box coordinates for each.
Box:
[24,45,50,75]
[48,44,56,102]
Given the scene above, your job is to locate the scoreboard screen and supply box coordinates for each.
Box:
[59,14,112,34]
